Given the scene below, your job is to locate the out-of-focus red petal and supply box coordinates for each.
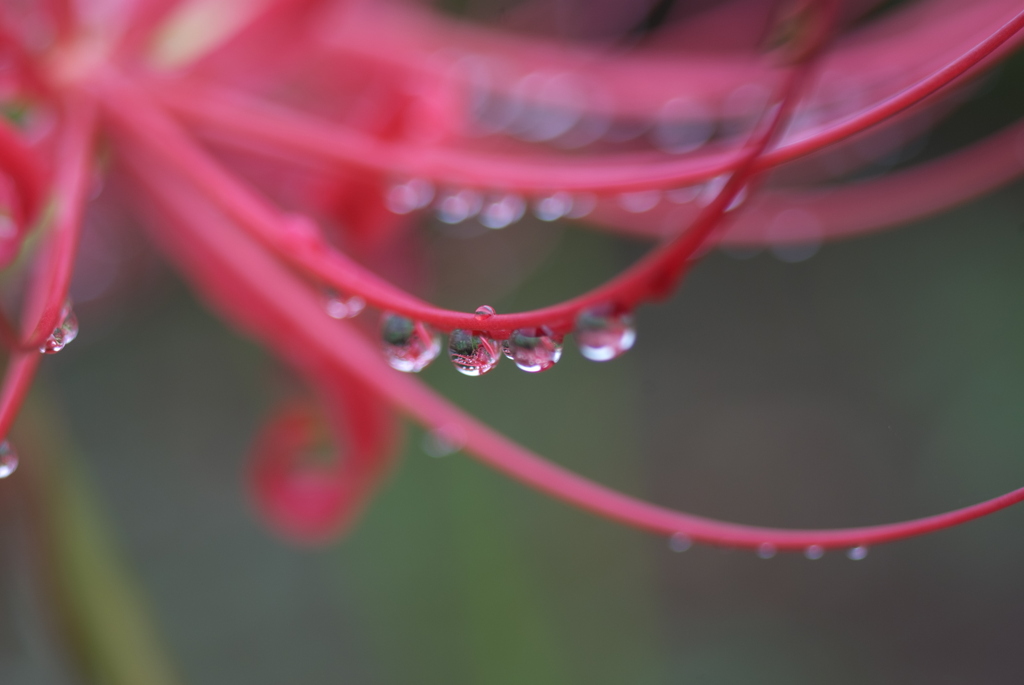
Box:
[248,375,399,545]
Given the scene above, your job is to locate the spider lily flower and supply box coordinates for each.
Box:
[0,0,1023,553]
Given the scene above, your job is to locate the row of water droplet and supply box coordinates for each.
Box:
[385,179,830,265]
[379,305,635,376]
[385,178,748,227]
[669,533,869,560]
[387,179,592,226]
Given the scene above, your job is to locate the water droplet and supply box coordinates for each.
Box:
[422,424,466,457]
[847,546,869,561]
[668,532,692,552]
[618,190,661,213]
[474,305,495,321]
[323,290,366,319]
[448,330,501,376]
[725,186,748,212]
[651,97,715,154]
[380,313,441,373]
[508,72,584,143]
[721,83,771,141]
[566,193,597,218]
[603,119,649,143]
[767,209,822,263]
[804,545,825,560]
[757,543,776,559]
[40,301,78,354]
[533,192,573,221]
[435,189,483,224]
[387,178,434,214]
[574,306,635,362]
[666,186,701,204]
[0,441,17,478]
[697,175,729,207]
[479,194,525,229]
[502,327,562,373]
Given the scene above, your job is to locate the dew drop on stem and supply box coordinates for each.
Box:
[323,290,366,319]
[574,306,635,362]
[502,327,562,373]
[533,192,573,221]
[566,193,596,218]
[847,546,869,560]
[0,441,18,478]
[804,545,825,560]
[617,190,661,213]
[387,178,434,214]
[448,330,501,376]
[668,532,693,552]
[479,193,525,229]
[435,189,483,224]
[40,301,79,354]
[380,313,441,373]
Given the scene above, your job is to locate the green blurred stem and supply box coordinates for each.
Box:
[17,391,183,685]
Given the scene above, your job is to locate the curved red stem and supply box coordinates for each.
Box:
[122,140,1024,552]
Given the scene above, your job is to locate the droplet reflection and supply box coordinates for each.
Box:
[0,441,18,478]
[669,532,692,552]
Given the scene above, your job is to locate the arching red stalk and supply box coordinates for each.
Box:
[122,138,1024,552]
[0,94,94,440]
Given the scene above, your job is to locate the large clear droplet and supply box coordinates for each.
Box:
[40,301,78,354]
[474,305,495,321]
[380,313,441,373]
[725,186,748,212]
[847,546,869,561]
[479,193,525,229]
[448,329,501,376]
[533,192,573,221]
[666,186,701,204]
[617,190,661,213]
[566,193,596,218]
[651,97,715,154]
[804,545,825,560]
[697,174,729,207]
[435,189,483,224]
[757,543,777,559]
[502,327,562,373]
[323,290,366,319]
[386,178,434,214]
[574,306,635,362]
[0,440,17,478]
